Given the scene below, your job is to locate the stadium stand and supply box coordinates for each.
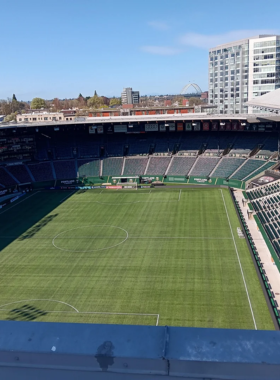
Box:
[0,167,17,187]
[248,181,280,258]
[102,157,123,176]
[154,138,169,154]
[6,164,32,183]
[28,162,54,182]
[211,157,246,178]
[247,181,280,200]
[77,140,99,158]
[78,159,100,177]
[255,134,278,159]
[243,161,276,181]
[231,159,268,180]
[53,160,76,180]
[35,138,49,161]
[145,157,171,175]
[128,136,151,155]
[123,157,148,175]
[190,156,220,176]
[167,156,197,175]
[229,133,265,157]
[179,133,208,155]
[205,134,237,155]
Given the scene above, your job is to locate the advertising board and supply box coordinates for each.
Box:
[159,125,166,132]
[97,126,104,134]
[169,123,175,132]
[185,123,192,131]
[203,122,209,131]
[89,126,96,134]
[193,122,201,131]
[145,124,158,132]
[114,125,127,133]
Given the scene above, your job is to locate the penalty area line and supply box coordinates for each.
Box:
[0,308,160,326]
[220,189,257,330]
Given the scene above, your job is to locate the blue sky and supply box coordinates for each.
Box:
[1,0,280,100]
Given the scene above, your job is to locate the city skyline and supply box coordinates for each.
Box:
[1,0,280,100]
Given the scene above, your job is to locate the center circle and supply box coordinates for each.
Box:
[52,225,128,252]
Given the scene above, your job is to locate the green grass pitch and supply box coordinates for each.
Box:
[0,188,274,329]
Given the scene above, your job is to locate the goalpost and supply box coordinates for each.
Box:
[112,176,138,190]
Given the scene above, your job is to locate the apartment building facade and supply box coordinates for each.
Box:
[209,35,280,114]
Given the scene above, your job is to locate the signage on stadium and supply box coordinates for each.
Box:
[10,196,19,203]
[193,178,207,183]
[145,124,158,132]
[169,123,175,131]
[106,186,122,189]
[0,189,8,196]
[159,125,166,132]
[168,177,185,182]
[114,125,127,133]
[60,180,77,185]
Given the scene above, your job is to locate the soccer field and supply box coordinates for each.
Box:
[0,188,274,330]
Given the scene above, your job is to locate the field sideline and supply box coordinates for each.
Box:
[0,188,274,329]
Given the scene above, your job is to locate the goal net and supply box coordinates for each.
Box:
[112,176,138,190]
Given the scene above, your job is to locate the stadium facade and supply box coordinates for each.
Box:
[209,34,280,115]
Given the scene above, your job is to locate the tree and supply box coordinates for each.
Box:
[188,97,203,106]
[109,97,121,106]
[52,98,62,111]
[30,97,46,109]
[87,94,103,109]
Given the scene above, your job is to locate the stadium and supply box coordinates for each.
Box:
[1,111,280,335]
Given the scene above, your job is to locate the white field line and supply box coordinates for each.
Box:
[220,189,257,330]
[178,189,182,201]
[60,190,76,203]
[0,235,232,240]
[0,300,159,326]
[100,190,103,194]
[0,299,79,312]
[0,191,40,215]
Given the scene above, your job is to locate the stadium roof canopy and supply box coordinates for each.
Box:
[246,88,280,112]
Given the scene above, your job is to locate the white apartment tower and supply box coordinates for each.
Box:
[121,87,140,105]
[209,35,280,114]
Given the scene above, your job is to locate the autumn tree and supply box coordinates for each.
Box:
[30,97,46,109]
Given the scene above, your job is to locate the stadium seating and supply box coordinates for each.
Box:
[0,167,17,187]
[179,133,208,154]
[211,157,245,178]
[78,159,100,177]
[190,156,220,176]
[146,157,171,175]
[255,134,278,159]
[167,156,196,175]
[248,185,280,259]
[229,134,265,156]
[123,158,148,175]
[53,160,76,179]
[243,161,275,181]
[231,159,267,180]
[102,157,123,176]
[6,164,33,183]
[28,162,54,182]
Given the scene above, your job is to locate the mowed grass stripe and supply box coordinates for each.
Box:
[0,188,274,329]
